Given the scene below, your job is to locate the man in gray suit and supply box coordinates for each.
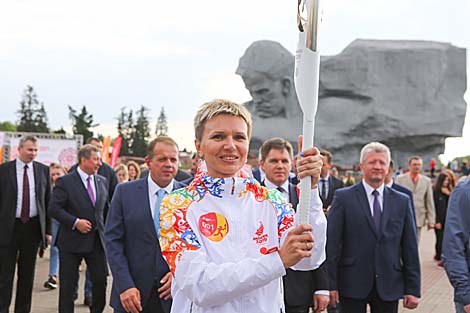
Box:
[395,156,435,239]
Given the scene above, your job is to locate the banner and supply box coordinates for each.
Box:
[8,135,79,169]
[110,136,122,168]
[102,136,111,164]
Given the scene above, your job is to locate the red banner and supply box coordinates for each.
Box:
[110,136,122,168]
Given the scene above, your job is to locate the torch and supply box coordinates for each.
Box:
[294,0,322,225]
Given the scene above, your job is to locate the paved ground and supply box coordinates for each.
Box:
[398,229,455,313]
[8,228,454,312]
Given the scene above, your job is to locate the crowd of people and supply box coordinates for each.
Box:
[1,99,470,313]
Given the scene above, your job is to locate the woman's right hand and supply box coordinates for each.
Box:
[279,224,314,268]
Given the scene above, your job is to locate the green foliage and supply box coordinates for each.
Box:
[16,85,49,133]
[34,104,49,133]
[155,107,168,137]
[0,121,17,132]
[116,107,134,156]
[68,105,96,143]
[453,155,470,164]
[52,127,66,134]
[130,105,150,157]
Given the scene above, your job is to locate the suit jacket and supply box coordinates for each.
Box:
[252,168,262,183]
[49,171,109,253]
[320,175,344,209]
[261,182,329,307]
[327,183,420,301]
[0,160,51,247]
[70,162,118,206]
[105,178,185,313]
[442,178,470,305]
[395,173,436,227]
[391,182,417,225]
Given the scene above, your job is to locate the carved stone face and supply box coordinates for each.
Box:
[241,72,288,119]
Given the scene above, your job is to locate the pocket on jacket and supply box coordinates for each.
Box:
[339,257,355,267]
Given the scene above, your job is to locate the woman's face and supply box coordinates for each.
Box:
[443,176,450,187]
[117,169,128,183]
[195,114,249,178]
[128,165,137,180]
[50,168,66,184]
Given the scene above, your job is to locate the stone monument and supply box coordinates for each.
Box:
[236,41,303,153]
[236,39,467,167]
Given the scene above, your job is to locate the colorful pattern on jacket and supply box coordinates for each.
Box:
[159,171,294,275]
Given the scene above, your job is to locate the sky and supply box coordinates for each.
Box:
[1,0,469,163]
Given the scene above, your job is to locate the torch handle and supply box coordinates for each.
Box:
[298,118,315,225]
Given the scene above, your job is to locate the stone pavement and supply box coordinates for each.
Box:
[398,228,454,313]
[9,228,455,312]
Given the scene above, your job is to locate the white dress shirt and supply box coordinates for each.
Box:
[319,174,330,199]
[77,166,96,198]
[73,167,97,229]
[15,158,37,218]
[147,176,174,219]
[263,179,290,197]
[362,180,385,216]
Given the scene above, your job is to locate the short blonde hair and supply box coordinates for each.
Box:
[359,142,391,163]
[114,163,129,181]
[194,99,252,141]
[49,162,68,174]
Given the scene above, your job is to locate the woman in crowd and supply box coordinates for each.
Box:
[434,172,452,266]
[445,168,458,190]
[127,160,141,181]
[115,163,129,184]
[43,163,68,289]
[158,99,327,313]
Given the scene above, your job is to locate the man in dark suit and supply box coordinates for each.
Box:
[327,142,420,313]
[70,137,118,206]
[319,150,344,215]
[0,135,51,313]
[259,138,329,313]
[49,144,109,313]
[105,136,185,313]
[69,137,118,306]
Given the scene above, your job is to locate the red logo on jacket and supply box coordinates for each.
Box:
[252,222,268,245]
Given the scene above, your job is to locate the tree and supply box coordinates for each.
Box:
[52,127,66,134]
[130,105,150,157]
[0,121,17,132]
[155,107,168,137]
[17,85,49,133]
[116,107,134,156]
[68,105,96,143]
[34,104,49,133]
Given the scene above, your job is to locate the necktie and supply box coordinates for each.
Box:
[21,164,30,223]
[154,189,167,237]
[321,179,327,200]
[372,190,382,231]
[277,186,285,194]
[87,176,96,206]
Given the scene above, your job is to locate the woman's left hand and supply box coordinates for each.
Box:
[297,135,323,189]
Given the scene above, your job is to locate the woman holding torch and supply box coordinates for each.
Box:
[159,99,326,312]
